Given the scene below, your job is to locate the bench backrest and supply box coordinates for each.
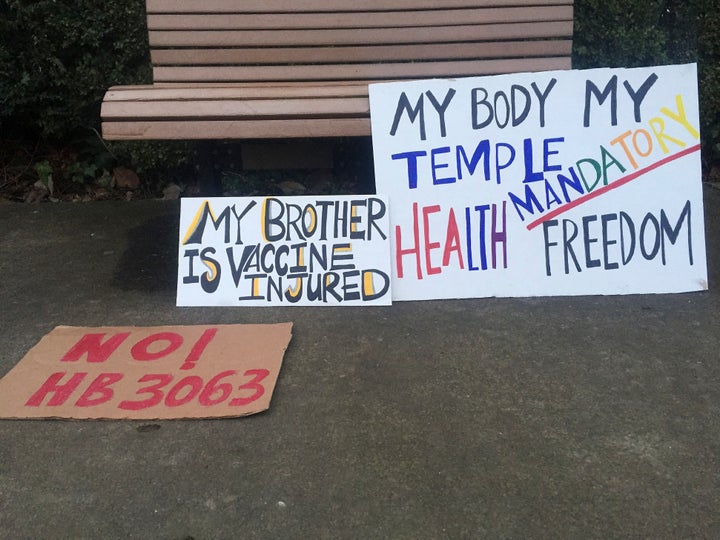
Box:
[146,0,574,85]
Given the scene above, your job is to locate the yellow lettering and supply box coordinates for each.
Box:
[661,94,700,140]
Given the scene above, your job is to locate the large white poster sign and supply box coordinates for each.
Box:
[177,196,392,306]
[370,64,707,300]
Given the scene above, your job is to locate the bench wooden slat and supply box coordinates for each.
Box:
[147,0,573,14]
[150,41,573,66]
[102,98,370,119]
[149,21,573,48]
[103,118,372,140]
[153,57,571,83]
[104,85,370,102]
[147,7,572,31]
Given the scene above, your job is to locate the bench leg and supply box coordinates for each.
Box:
[195,141,224,196]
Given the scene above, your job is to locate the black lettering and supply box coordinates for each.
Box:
[563,219,582,274]
[390,92,426,140]
[640,213,661,260]
[619,211,636,265]
[366,197,387,241]
[183,249,200,284]
[584,75,618,127]
[601,213,620,270]
[230,201,257,244]
[543,220,559,276]
[342,270,361,301]
[184,202,232,245]
[471,88,493,130]
[425,88,456,138]
[660,200,693,265]
[263,198,285,242]
[531,78,557,127]
[623,73,659,123]
[511,84,531,126]
[199,247,221,293]
[582,215,601,268]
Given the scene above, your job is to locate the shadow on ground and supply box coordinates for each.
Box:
[112,212,179,292]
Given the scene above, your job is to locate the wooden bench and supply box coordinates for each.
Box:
[101,0,574,141]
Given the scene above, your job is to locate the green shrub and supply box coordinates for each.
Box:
[696,8,720,172]
[0,0,150,139]
[0,0,191,197]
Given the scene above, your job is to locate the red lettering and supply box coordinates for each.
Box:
[422,204,442,275]
[165,376,203,407]
[118,374,172,410]
[395,202,422,279]
[131,333,183,361]
[75,373,123,407]
[180,328,218,370]
[230,369,270,407]
[198,370,235,406]
[442,208,464,269]
[61,333,130,363]
[25,372,87,407]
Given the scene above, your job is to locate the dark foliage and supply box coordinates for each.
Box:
[0,0,150,138]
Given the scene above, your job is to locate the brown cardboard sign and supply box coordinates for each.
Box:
[0,324,292,420]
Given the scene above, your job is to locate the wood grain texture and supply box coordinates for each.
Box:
[102,97,370,119]
[152,57,571,83]
[147,0,572,14]
[146,7,573,31]
[104,85,371,102]
[103,118,372,139]
[149,22,574,47]
[100,1,574,139]
[150,41,573,66]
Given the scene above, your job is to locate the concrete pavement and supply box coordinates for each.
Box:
[0,186,719,539]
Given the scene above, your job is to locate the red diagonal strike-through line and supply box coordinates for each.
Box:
[526,143,702,231]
